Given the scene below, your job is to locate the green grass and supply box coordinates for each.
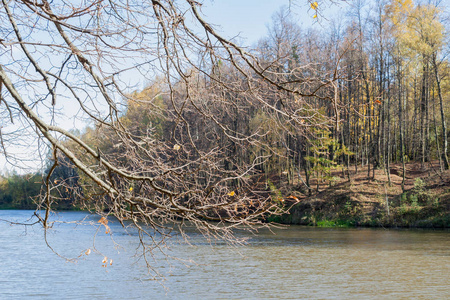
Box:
[316,219,354,227]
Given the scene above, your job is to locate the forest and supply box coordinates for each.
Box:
[0,0,449,228]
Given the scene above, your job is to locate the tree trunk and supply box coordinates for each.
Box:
[398,56,406,191]
[432,53,449,170]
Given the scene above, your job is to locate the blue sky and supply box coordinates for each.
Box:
[201,0,347,46]
[202,0,314,45]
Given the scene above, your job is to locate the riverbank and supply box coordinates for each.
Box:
[274,161,450,228]
[2,160,449,228]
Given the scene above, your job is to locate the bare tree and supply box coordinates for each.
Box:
[0,0,340,276]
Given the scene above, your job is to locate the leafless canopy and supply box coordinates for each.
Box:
[0,0,339,274]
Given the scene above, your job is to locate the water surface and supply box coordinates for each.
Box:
[0,210,448,299]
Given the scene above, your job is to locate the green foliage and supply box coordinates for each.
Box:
[414,178,425,191]
[401,192,408,204]
[410,194,419,207]
[412,178,436,205]
[316,219,336,227]
[266,214,282,223]
[397,178,437,209]
[0,173,42,209]
[334,144,354,157]
[267,179,283,203]
[316,219,354,228]
[304,128,351,186]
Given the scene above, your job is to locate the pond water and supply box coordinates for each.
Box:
[0,210,449,299]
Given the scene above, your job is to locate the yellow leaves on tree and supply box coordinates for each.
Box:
[385,0,413,25]
[404,5,444,56]
[385,1,444,57]
[310,1,318,19]
[122,79,167,137]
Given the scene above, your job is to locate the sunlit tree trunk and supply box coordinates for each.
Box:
[432,53,449,170]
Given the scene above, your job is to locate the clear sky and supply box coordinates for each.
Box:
[202,0,294,45]
[202,0,313,45]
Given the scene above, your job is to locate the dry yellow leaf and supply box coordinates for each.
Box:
[311,1,318,10]
[173,144,181,151]
[98,217,108,225]
[227,191,235,196]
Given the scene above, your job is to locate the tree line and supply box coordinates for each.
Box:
[2,0,449,209]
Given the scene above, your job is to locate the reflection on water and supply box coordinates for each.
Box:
[0,211,449,299]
